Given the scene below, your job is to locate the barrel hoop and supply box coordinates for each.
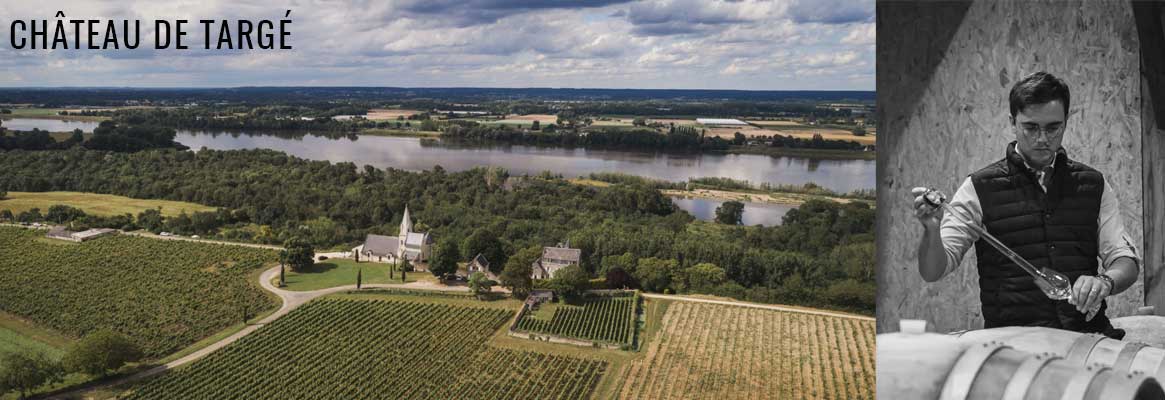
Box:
[1113,343,1149,372]
[1065,334,1106,364]
[1059,365,1110,400]
[1099,372,1163,400]
[940,342,1009,400]
[1001,353,1059,400]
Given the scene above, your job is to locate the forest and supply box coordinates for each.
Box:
[0,147,874,313]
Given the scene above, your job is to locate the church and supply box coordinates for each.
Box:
[352,206,433,264]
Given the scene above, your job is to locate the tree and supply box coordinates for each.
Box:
[852,127,867,136]
[715,201,744,225]
[429,240,460,277]
[0,209,12,221]
[46,205,85,224]
[0,350,63,400]
[62,329,142,377]
[500,245,540,298]
[633,257,678,293]
[547,264,589,300]
[356,268,363,289]
[531,120,540,131]
[69,129,84,145]
[283,237,314,272]
[678,262,727,293]
[605,266,637,289]
[399,257,412,273]
[136,208,163,232]
[0,189,6,200]
[599,252,636,276]
[462,228,506,272]
[468,271,494,298]
[733,131,746,145]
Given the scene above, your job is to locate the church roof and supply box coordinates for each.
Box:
[404,232,430,246]
[362,234,400,257]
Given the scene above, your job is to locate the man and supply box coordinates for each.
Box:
[912,72,1140,336]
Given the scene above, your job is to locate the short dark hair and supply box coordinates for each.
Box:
[1009,71,1070,119]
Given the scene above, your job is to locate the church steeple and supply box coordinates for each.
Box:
[399,205,413,237]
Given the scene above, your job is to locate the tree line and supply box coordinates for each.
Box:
[0,147,873,313]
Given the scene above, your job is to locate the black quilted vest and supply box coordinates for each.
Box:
[970,142,1109,332]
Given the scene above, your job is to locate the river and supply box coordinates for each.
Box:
[4,118,875,226]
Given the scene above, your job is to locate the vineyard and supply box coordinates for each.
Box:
[0,227,278,358]
[616,302,875,400]
[515,294,639,346]
[123,298,608,400]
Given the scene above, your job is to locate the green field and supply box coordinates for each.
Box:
[0,191,216,217]
[0,227,278,358]
[2,108,110,121]
[515,294,639,346]
[0,326,64,367]
[279,258,433,291]
[123,298,608,400]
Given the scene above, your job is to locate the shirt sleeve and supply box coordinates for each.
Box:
[1098,178,1140,270]
[940,177,983,276]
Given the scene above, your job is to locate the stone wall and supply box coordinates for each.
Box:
[877,0,1144,332]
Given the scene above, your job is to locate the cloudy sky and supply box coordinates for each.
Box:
[0,0,874,90]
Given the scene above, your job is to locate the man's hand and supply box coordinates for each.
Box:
[911,187,942,229]
[1070,275,1112,314]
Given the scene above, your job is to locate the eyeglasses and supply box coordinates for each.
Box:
[1016,123,1064,140]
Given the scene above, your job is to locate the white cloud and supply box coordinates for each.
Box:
[841,23,875,45]
[0,0,873,90]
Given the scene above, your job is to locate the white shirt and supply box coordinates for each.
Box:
[939,149,1140,276]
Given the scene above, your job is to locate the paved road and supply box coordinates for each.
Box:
[641,293,875,321]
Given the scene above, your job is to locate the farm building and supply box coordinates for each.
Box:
[467,253,493,278]
[527,289,555,305]
[351,206,433,263]
[45,226,116,242]
[695,118,749,127]
[531,243,581,280]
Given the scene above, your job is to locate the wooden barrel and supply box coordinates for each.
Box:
[955,326,1165,384]
[878,332,1165,399]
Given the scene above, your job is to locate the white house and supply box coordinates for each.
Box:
[352,206,433,264]
[531,243,581,280]
[467,253,495,280]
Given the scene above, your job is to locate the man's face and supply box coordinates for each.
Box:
[1012,99,1066,168]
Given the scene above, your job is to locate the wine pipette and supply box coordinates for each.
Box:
[922,189,1100,321]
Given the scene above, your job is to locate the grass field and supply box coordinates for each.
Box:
[0,192,216,217]
[615,301,875,400]
[365,108,422,120]
[0,227,278,358]
[3,108,110,121]
[0,317,66,365]
[516,295,639,346]
[123,298,608,400]
[278,258,434,291]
